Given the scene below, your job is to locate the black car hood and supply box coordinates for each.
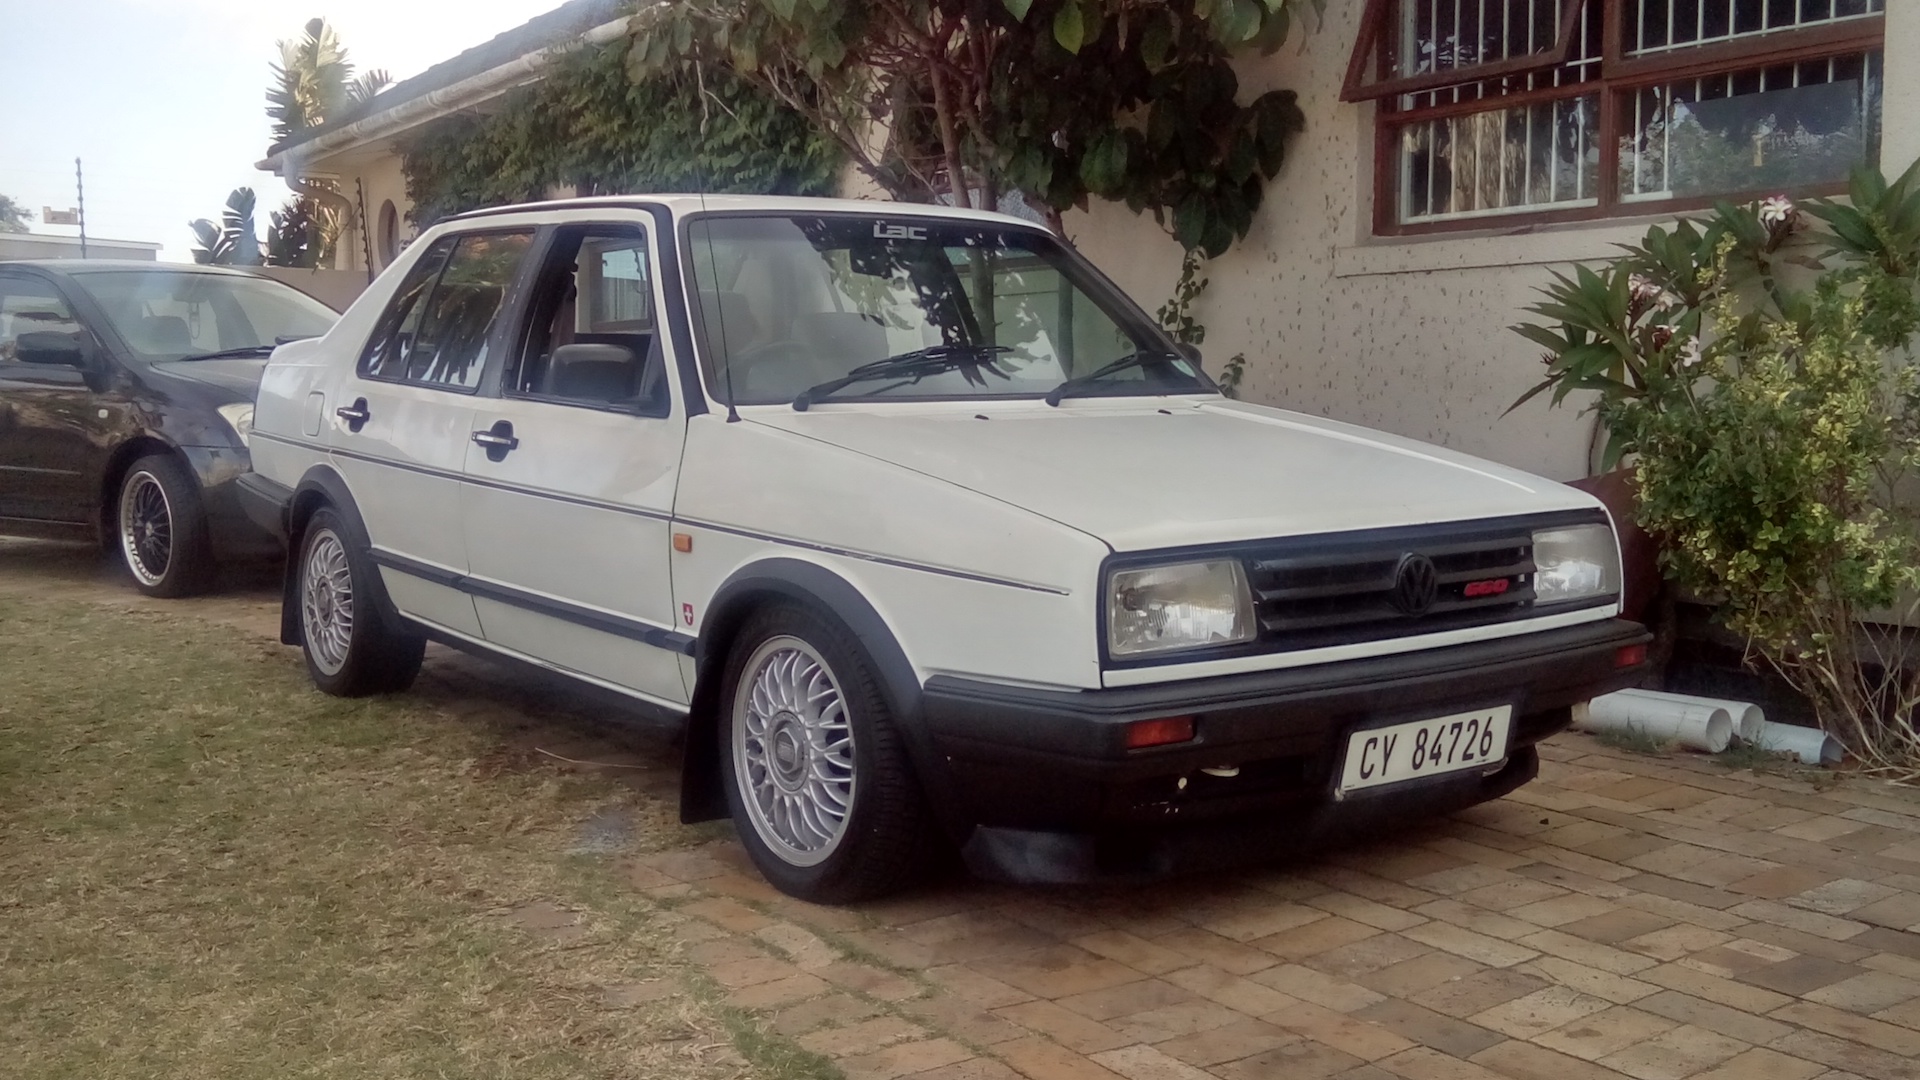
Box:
[146,357,268,399]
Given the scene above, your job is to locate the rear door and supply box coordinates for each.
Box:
[457,220,691,709]
[327,228,535,638]
[0,272,106,526]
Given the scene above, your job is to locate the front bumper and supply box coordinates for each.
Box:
[918,618,1648,882]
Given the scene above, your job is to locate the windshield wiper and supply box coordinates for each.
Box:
[792,344,1012,411]
[174,344,276,362]
[1043,350,1180,406]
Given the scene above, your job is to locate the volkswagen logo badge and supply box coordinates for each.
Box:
[1390,553,1439,615]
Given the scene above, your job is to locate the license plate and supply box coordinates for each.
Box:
[1337,705,1513,796]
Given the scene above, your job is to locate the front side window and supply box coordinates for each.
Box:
[65,271,335,361]
[686,215,1205,405]
[0,278,82,363]
[359,230,533,389]
[507,226,664,411]
[1346,0,1886,232]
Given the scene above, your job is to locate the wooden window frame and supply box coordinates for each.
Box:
[1359,0,1887,237]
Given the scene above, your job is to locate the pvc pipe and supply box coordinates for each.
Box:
[1575,690,1733,753]
[1600,688,1764,743]
[1751,719,1844,766]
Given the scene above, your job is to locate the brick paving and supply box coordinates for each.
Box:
[632,737,1920,1080]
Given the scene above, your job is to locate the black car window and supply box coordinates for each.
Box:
[507,225,664,413]
[359,230,533,390]
[0,278,82,363]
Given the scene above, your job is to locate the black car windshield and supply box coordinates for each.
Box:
[69,270,337,362]
[686,215,1211,405]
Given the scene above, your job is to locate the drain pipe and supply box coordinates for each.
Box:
[1751,721,1844,766]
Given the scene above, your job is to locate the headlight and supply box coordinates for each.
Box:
[1532,523,1620,605]
[1108,560,1255,657]
[216,403,254,448]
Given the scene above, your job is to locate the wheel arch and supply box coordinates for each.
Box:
[278,464,404,647]
[680,558,964,838]
[97,437,186,548]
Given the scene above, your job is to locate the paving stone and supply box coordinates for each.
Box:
[1769,1001,1920,1057]
[1737,953,1866,996]
[1151,1017,1298,1068]
[1265,999,1417,1062]
[1161,964,1302,1018]
[1557,908,1678,945]
[840,1037,975,1080]
[1504,893,1621,928]
[1803,970,1920,1014]
[770,991,883,1036]
[928,964,1038,1009]
[1731,899,1872,941]
[1516,928,1658,975]
[1641,961,1795,1014]
[1308,934,1434,979]
[1212,1037,1366,1080]
[1622,923,1733,961]
[1632,989,1794,1045]
[1070,931,1194,977]
[1465,1039,1634,1080]
[994,1000,1132,1054]
[1789,879,1903,917]
[1767,1028,1920,1080]
[1250,916,1385,961]
[1400,922,1537,968]
[799,1015,928,1057]
[1248,963,1387,1013]
[1370,1044,1507,1080]
[1407,967,1549,1019]
[821,960,924,1002]
[1594,1023,1748,1080]
[1683,1047,1828,1080]
[1410,899,1540,942]
[1056,980,1197,1023]
[902,994,1033,1047]
[1735,922,1875,964]
[1305,891,1433,933]
[994,1035,1128,1080]
[1517,956,1659,1004]
[1356,952,1487,997]
[910,1059,1026,1080]
[1616,872,1746,910]
[1148,927,1280,975]
[728,972,832,1009]
[1190,900,1329,943]
[1107,1000,1246,1044]
[1528,1004,1678,1060]
[1465,985,1612,1040]
[1353,1000,1505,1059]
[1848,893,1920,933]
[971,947,1146,1001]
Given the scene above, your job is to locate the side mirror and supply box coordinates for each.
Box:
[1173,342,1203,366]
[15,331,87,367]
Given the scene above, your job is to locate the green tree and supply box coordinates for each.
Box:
[0,194,32,233]
[189,188,262,266]
[267,18,355,142]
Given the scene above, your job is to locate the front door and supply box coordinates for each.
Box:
[459,221,690,709]
[328,228,535,639]
[0,273,106,528]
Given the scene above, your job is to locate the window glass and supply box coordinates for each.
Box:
[510,228,660,408]
[359,230,533,389]
[63,271,334,361]
[0,279,81,363]
[687,215,1193,406]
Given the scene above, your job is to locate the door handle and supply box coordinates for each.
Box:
[471,420,518,460]
[335,398,371,432]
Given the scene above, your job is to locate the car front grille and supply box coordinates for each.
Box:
[1245,523,1541,652]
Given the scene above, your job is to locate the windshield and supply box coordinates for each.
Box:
[685,215,1211,405]
[70,270,338,361]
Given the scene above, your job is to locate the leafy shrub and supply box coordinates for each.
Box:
[1513,163,1920,775]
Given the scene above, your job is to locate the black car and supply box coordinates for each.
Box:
[0,261,339,595]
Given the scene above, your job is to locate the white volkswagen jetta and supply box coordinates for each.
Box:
[241,196,1648,902]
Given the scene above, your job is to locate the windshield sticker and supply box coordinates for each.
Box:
[873,222,928,241]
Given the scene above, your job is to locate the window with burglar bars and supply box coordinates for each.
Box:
[1342,0,1886,233]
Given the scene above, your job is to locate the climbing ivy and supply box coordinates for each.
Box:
[402,38,840,228]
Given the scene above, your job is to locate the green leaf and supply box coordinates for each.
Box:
[766,0,797,19]
[1140,14,1173,71]
[1002,0,1034,19]
[1174,196,1208,251]
[1053,0,1086,53]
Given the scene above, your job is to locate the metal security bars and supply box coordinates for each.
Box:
[1350,0,1888,233]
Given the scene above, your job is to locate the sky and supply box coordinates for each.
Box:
[1,0,562,262]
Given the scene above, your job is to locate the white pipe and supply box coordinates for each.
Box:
[1751,720,1844,766]
[1601,688,1764,743]
[1574,690,1733,753]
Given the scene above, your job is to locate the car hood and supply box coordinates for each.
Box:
[749,397,1598,552]
[146,357,267,400]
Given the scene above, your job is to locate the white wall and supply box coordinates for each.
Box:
[0,233,161,261]
[1066,2,1917,482]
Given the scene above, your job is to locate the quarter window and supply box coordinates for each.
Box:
[359,230,533,389]
[1344,0,1886,233]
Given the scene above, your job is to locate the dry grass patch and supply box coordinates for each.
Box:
[0,593,774,1080]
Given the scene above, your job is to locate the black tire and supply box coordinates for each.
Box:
[295,506,425,696]
[115,453,214,598]
[719,604,937,903]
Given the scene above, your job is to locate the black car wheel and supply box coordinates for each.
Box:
[296,507,425,696]
[116,454,212,598]
[720,604,937,903]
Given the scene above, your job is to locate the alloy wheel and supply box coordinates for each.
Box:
[731,636,857,867]
[118,470,173,586]
[300,528,355,676]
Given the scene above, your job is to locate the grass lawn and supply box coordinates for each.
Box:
[0,590,758,1079]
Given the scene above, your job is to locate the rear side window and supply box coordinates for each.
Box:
[0,277,81,363]
[359,230,532,389]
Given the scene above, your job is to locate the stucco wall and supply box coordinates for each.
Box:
[319,150,413,277]
[1066,2,1919,483]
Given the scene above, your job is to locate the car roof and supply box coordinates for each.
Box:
[447,194,1045,231]
[0,260,275,278]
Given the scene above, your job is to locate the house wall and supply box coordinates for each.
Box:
[315,150,414,279]
[1065,2,1920,483]
[0,233,161,261]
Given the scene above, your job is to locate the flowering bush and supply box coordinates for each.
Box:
[1513,163,1920,775]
